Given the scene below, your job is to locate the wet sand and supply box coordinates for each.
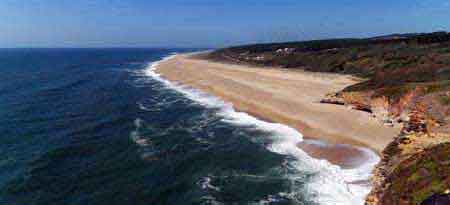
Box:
[155,54,401,167]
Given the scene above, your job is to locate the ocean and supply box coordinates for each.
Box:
[0,48,378,205]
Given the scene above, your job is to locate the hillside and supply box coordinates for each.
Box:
[202,32,450,205]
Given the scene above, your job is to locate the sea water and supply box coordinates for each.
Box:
[0,48,378,205]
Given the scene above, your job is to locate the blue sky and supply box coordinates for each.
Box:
[1,0,450,48]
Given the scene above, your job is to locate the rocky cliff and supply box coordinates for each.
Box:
[204,32,450,205]
[322,83,450,205]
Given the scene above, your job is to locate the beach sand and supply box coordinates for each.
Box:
[155,54,401,167]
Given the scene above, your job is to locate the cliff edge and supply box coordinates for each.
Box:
[202,32,450,204]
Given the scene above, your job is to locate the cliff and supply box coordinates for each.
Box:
[203,32,450,204]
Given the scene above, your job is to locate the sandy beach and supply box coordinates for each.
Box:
[156,54,401,166]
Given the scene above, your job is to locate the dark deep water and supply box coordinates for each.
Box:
[0,48,373,205]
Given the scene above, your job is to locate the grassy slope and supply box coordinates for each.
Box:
[205,32,450,132]
[204,32,450,204]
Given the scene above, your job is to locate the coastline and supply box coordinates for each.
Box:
[148,53,384,204]
[149,52,414,204]
[154,53,402,168]
[206,35,450,204]
[155,54,400,154]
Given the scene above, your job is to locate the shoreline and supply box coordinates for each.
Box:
[154,53,401,167]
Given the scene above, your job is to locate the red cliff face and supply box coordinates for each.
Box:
[366,136,450,205]
[364,101,450,205]
[321,86,449,205]
[206,32,450,204]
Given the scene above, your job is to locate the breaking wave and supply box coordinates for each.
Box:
[138,54,379,205]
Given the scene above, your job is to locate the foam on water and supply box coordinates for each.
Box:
[130,118,150,146]
[142,54,380,205]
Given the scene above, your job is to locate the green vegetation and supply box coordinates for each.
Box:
[373,85,416,101]
[425,81,450,94]
[208,32,450,90]
[384,143,450,204]
[208,32,450,85]
[441,96,450,106]
[205,31,450,130]
[205,32,450,205]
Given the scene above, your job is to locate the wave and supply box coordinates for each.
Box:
[142,54,379,205]
[130,118,150,146]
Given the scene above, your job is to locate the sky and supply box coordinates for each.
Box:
[1,0,450,48]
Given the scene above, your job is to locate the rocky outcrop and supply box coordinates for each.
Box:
[320,93,346,105]
[366,134,450,205]
[205,32,450,204]
[365,102,450,205]
[321,88,450,205]
[320,91,398,126]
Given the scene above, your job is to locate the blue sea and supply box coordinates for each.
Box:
[0,48,378,205]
